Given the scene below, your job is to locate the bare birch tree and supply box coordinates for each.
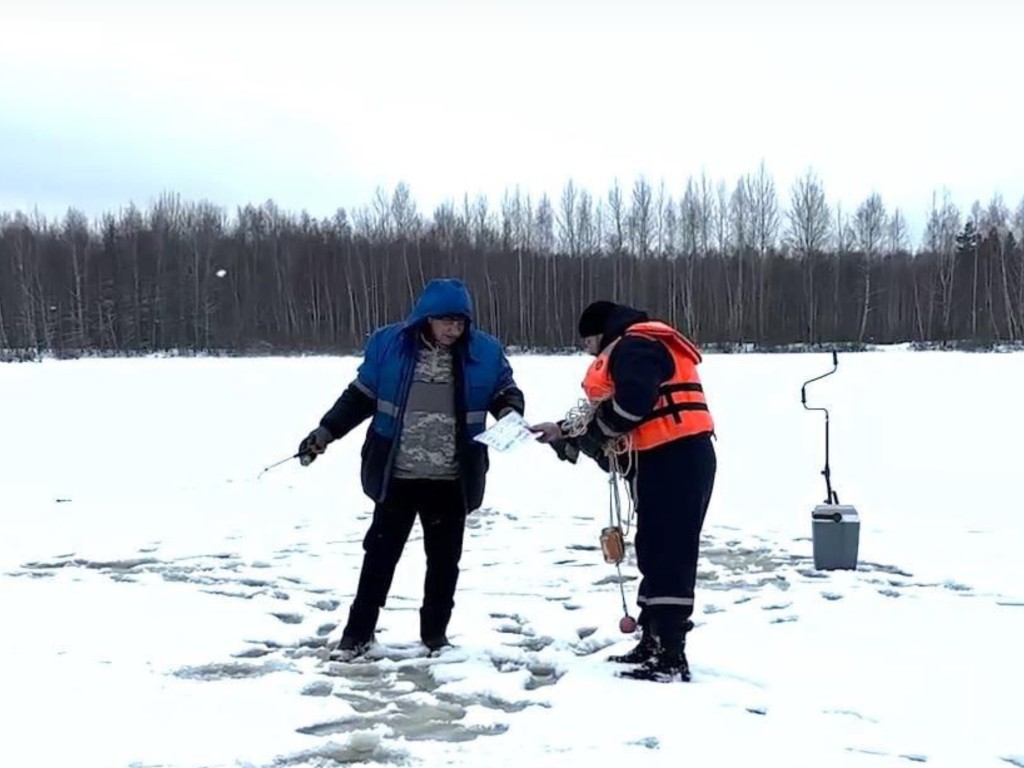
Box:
[557,180,580,257]
[853,193,887,341]
[629,176,654,259]
[785,170,831,341]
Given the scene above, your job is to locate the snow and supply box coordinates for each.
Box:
[1,350,1022,768]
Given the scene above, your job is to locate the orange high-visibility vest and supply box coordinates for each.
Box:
[582,321,714,450]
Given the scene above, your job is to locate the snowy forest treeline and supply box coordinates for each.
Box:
[2,166,1024,356]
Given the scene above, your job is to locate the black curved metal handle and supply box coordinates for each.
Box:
[802,351,840,505]
[801,350,839,404]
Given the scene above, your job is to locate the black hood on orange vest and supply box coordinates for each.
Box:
[590,302,650,352]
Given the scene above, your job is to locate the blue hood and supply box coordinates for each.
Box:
[405,278,474,327]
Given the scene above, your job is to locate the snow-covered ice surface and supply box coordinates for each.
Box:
[2,350,1022,768]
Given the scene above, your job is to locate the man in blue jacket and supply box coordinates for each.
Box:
[297,278,525,659]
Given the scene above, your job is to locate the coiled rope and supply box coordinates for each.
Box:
[559,398,638,618]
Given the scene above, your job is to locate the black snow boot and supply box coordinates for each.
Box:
[618,646,690,683]
[618,612,691,682]
[422,634,451,652]
[420,606,452,652]
[329,632,375,662]
[606,627,658,664]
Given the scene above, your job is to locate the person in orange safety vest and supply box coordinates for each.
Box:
[531,301,717,683]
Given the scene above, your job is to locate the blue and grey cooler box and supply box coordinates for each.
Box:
[811,504,860,570]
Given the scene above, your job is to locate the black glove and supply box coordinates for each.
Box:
[550,437,579,464]
[298,426,333,466]
[576,422,615,473]
[577,422,610,462]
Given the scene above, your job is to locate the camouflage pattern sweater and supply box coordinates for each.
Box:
[392,339,458,479]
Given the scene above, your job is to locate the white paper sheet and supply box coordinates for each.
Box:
[472,410,536,453]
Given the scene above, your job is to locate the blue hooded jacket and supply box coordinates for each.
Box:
[319,278,523,510]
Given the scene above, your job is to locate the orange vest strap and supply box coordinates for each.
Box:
[639,379,709,426]
[642,400,710,424]
[659,382,704,394]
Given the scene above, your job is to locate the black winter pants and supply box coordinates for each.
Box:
[632,434,716,651]
[342,478,466,642]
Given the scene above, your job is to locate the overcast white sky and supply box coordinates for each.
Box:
[1,0,1022,244]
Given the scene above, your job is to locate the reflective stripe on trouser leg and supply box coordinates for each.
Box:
[638,596,695,607]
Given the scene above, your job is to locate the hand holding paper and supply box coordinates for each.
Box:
[472,411,537,453]
[528,422,562,443]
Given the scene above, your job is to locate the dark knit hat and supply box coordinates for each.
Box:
[577,300,618,337]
